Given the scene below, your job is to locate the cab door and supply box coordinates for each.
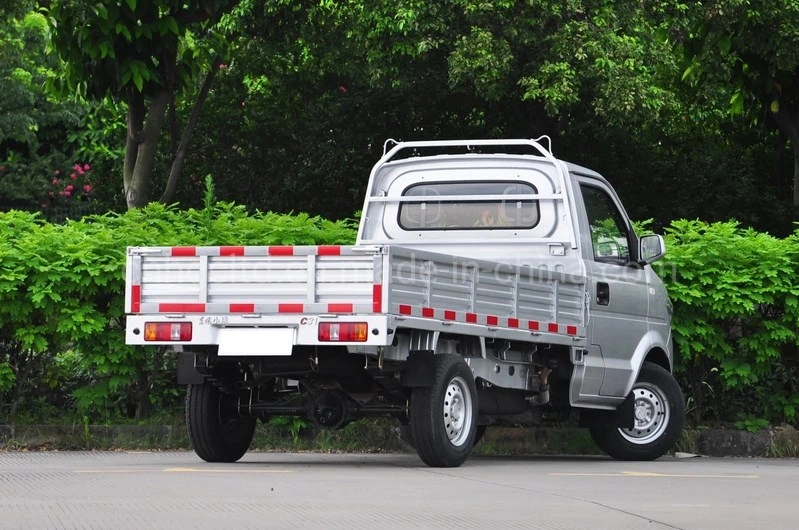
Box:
[576,179,650,398]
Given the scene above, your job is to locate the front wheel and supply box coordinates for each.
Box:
[186,367,256,463]
[589,362,685,460]
[409,355,478,467]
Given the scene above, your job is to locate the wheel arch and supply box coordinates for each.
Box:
[644,347,672,373]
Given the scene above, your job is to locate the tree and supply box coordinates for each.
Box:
[676,0,799,211]
[47,0,238,208]
[0,7,87,212]
[180,0,685,218]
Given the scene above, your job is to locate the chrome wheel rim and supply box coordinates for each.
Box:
[619,382,669,444]
[443,376,473,447]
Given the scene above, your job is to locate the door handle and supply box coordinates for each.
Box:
[596,282,610,306]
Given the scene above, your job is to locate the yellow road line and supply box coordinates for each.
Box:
[549,471,758,479]
[163,467,293,473]
[74,468,293,474]
[74,470,140,474]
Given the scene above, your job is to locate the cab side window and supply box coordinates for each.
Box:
[580,184,631,265]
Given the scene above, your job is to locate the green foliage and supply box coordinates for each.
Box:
[47,0,234,99]
[0,9,90,210]
[0,362,14,393]
[674,1,799,206]
[268,416,311,444]
[660,220,799,426]
[735,417,770,434]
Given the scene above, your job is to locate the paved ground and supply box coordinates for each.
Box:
[0,451,796,529]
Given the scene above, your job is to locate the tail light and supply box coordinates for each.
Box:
[318,322,368,342]
[144,322,192,341]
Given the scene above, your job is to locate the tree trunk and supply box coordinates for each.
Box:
[8,348,32,424]
[124,89,170,209]
[124,91,144,200]
[134,365,150,421]
[160,58,222,204]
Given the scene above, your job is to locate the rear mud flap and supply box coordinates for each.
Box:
[177,352,205,385]
[403,350,435,387]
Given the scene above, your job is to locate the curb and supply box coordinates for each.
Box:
[1,424,797,457]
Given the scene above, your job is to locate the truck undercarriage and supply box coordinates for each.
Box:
[180,339,576,465]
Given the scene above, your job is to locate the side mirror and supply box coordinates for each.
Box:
[639,234,666,264]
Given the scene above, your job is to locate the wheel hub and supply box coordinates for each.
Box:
[619,382,670,445]
[443,376,473,447]
[634,401,653,422]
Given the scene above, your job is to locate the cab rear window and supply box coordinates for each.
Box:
[398,181,539,230]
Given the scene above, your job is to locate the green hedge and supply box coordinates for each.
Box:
[0,196,357,423]
[0,202,797,429]
[661,220,799,428]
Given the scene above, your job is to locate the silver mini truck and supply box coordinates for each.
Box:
[125,138,684,467]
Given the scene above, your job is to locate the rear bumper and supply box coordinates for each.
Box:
[125,314,393,350]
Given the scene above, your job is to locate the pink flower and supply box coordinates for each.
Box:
[52,179,60,186]
[83,164,91,171]
[83,184,92,193]
[54,169,61,175]
[59,191,70,197]
[65,185,74,192]
[70,173,77,180]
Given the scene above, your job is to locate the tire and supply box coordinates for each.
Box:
[589,362,685,461]
[409,355,478,467]
[398,423,414,448]
[186,373,256,463]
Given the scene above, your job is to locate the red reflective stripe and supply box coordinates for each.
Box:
[548,323,559,333]
[508,317,519,328]
[422,307,435,318]
[373,284,383,313]
[444,310,456,320]
[268,247,294,256]
[327,303,354,313]
[131,285,141,313]
[567,325,578,336]
[220,246,245,256]
[230,303,255,313]
[159,303,206,313]
[171,247,196,257]
[466,313,477,323]
[399,304,412,315]
[278,303,304,313]
[529,321,540,331]
[486,315,498,326]
[318,245,341,256]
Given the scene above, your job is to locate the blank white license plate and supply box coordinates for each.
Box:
[217,328,295,356]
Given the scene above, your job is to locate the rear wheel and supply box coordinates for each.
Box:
[409,355,478,467]
[186,364,255,463]
[589,362,684,460]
